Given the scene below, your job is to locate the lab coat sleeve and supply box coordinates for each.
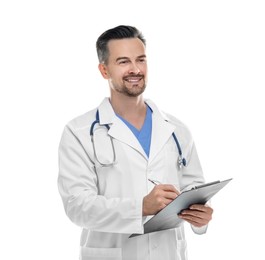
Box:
[57,125,144,234]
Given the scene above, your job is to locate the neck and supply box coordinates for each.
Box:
[110,94,146,116]
[109,94,147,129]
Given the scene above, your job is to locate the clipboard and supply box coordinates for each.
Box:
[129,178,232,238]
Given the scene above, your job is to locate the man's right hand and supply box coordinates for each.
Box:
[142,184,180,216]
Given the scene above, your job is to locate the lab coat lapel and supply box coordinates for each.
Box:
[146,100,176,163]
[109,120,147,158]
[98,98,147,159]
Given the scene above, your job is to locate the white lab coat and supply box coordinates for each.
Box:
[58,98,207,260]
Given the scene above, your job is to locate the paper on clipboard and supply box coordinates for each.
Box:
[129,178,232,238]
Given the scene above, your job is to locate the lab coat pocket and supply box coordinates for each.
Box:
[176,239,187,260]
[80,246,122,260]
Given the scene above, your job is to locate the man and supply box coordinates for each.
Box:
[58,25,213,260]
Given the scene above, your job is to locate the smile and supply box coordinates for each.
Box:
[124,76,143,83]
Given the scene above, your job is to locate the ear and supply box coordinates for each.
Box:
[98,63,109,79]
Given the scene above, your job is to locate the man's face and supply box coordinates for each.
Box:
[100,38,148,97]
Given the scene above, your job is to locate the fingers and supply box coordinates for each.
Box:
[178,204,213,227]
[153,184,180,198]
[189,204,213,213]
[142,184,180,216]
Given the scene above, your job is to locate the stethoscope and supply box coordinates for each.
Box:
[90,110,187,168]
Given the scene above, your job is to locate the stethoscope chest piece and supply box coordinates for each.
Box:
[178,155,187,169]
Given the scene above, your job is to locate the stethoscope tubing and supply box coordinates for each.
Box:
[90,110,186,168]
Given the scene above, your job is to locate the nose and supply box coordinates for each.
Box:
[128,62,140,74]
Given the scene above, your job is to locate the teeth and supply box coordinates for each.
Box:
[126,77,141,82]
[128,79,139,82]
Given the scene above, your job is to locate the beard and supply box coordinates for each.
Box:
[112,75,147,97]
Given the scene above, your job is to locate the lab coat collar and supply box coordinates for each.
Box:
[97,98,116,125]
[145,99,176,162]
[97,98,176,162]
[97,97,173,125]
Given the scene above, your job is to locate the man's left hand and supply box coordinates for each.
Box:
[178,204,213,227]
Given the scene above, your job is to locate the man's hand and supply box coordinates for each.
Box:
[143,184,180,216]
[178,204,213,227]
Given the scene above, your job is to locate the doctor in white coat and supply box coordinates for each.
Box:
[58,25,213,260]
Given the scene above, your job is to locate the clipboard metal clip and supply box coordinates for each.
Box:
[192,180,220,190]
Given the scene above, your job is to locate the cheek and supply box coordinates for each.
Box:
[108,67,126,79]
[140,64,148,75]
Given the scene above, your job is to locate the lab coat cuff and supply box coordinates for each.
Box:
[129,199,145,234]
[191,224,208,235]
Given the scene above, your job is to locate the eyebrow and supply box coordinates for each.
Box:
[115,54,147,62]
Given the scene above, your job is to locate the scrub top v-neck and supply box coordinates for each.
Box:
[116,105,152,157]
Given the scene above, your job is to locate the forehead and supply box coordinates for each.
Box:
[107,38,146,60]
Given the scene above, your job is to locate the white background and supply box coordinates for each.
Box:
[1,0,264,259]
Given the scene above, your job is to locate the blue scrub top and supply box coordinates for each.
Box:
[116,105,152,157]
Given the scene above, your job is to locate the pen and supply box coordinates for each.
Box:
[148,179,162,185]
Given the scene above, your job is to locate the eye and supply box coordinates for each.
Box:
[118,59,130,65]
[137,58,147,63]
